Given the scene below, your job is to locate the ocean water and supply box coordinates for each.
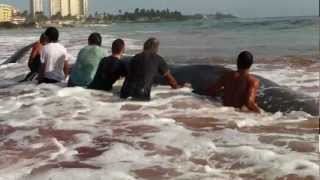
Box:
[0,16,319,180]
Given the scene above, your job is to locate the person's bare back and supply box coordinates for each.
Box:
[208,51,261,113]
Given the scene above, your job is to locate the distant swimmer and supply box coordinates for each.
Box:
[120,37,182,100]
[38,27,70,84]
[88,39,127,91]
[68,33,106,87]
[208,51,261,113]
[22,33,47,81]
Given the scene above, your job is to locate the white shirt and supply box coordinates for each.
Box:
[41,43,68,82]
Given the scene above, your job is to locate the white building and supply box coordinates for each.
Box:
[49,0,88,18]
[81,0,88,17]
[49,0,61,17]
[30,0,43,16]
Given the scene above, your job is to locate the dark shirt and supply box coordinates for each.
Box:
[88,56,127,91]
[120,52,169,100]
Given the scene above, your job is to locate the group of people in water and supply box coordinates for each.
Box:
[26,27,261,113]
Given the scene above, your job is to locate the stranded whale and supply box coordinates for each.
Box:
[3,49,318,116]
[154,64,318,116]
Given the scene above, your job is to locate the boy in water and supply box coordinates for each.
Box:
[39,27,70,84]
[88,39,127,91]
[208,51,261,113]
[23,33,47,81]
[120,37,181,100]
[68,33,106,87]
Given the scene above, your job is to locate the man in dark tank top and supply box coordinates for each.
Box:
[120,38,182,100]
[89,39,127,91]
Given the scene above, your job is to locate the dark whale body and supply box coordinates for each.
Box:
[154,64,318,116]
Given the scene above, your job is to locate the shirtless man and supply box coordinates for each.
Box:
[208,51,261,113]
[22,33,47,81]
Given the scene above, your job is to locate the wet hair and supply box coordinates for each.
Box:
[88,32,102,46]
[143,37,160,53]
[44,27,59,43]
[237,51,254,70]
[112,39,125,54]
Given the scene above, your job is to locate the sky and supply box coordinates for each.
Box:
[0,0,318,18]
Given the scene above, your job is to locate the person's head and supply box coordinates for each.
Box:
[112,39,125,55]
[88,32,102,46]
[237,51,254,70]
[44,27,59,43]
[39,33,47,45]
[143,37,160,54]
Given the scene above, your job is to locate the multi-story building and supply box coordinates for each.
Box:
[82,0,88,17]
[0,4,13,22]
[49,0,61,17]
[49,0,88,18]
[30,0,43,16]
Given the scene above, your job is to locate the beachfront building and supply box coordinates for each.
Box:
[49,0,59,17]
[70,0,88,17]
[0,4,13,22]
[49,0,88,18]
[30,0,44,16]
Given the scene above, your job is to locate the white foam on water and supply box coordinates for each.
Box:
[0,78,317,179]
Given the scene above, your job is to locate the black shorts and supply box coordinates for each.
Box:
[39,78,59,84]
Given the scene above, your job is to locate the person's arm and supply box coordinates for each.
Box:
[63,60,69,79]
[38,48,46,83]
[63,50,70,79]
[28,42,40,66]
[158,57,181,89]
[245,78,261,113]
[163,71,181,89]
[207,76,225,96]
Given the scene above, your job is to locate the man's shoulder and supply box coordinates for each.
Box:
[155,54,165,61]
[81,45,101,52]
[33,41,41,48]
[45,43,66,51]
[90,45,105,53]
[54,43,66,49]
[100,56,120,66]
[134,52,143,58]
[248,75,260,85]
[131,53,143,62]
[223,70,237,79]
[100,56,112,63]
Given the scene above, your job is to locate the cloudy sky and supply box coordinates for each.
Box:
[1,0,318,18]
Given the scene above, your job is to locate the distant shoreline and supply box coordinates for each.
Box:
[0,11,239,29]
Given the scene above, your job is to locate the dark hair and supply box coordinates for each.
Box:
[237,51,254,70]
[143,37,159,53]
[39,33,46,43]
[112,39,125,54]
[88,32,102,46]
[44,27,59,42]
